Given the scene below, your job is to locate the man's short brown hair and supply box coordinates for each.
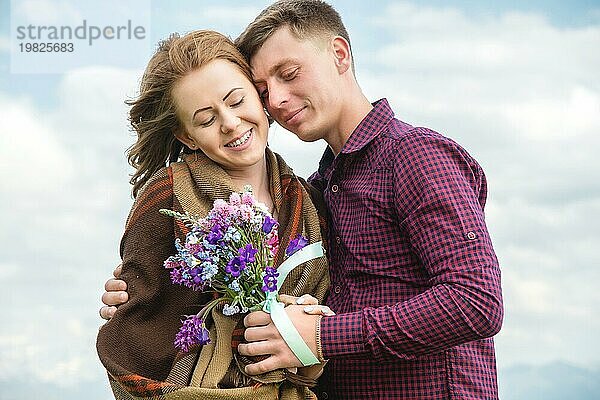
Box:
[235,0,353,70]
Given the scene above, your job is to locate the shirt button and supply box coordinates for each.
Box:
[333,285,341,294]
[321,392,329,399]
[466,231,477,240]
[335,236,341,244]
[331,184,339,193]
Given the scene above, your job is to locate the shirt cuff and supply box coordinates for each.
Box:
[320,310,367,358]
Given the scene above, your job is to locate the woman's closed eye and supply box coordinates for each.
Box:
[199,115,216,127]
[230,97,245,107]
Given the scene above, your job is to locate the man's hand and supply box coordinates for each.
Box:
[99,264,129,320]
[238,305,322,375]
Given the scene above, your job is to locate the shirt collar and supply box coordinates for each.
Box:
[339,98,394,154]
[316,98,394,177]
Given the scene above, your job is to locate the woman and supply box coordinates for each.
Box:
[96,30,330,400]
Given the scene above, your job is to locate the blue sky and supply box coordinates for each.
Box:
[1,1,599,399]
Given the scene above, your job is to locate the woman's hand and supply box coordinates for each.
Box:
[278,294,335,316]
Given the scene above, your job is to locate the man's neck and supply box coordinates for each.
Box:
[326,91,373,155]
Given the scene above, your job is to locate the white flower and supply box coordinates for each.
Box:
[201,262,218,281]
[250,214,264,231]
[228,280,241,292]
[222,303,240,316]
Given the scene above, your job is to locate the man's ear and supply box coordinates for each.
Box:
[173,128,196,150]
[331,36,352,74]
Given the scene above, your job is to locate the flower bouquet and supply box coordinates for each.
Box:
[160,186,310,353]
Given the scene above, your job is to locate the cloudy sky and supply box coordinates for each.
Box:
[1,0,599,399]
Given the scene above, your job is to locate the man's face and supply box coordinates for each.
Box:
[250,26,344,144]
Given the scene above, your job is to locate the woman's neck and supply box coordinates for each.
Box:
[226,156,273,211]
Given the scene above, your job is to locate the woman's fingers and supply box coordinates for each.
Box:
[277,294,332,314]
[295,294,319,305]
[279,293,319,306]
[278,294,299,306]
[302,305,335,316]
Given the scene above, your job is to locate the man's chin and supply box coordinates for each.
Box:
[295,133,320,143]
[290,127,322,143]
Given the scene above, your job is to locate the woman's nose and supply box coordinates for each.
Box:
[220,111,241,133]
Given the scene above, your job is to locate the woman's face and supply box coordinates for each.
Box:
[172,59,269,174]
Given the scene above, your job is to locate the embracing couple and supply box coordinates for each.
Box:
[97,1,503,399]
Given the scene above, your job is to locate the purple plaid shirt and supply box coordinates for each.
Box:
[309,99,503,399]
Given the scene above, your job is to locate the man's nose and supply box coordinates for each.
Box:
[267,81,289,110]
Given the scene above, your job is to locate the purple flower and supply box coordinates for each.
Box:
[285,235,308,257]
[239,204,254,222]
[169,268,185,285]
[266,233,279,256]
[241,191,255,206]
[238,244,258,264]
[185,242,203,254]
[225,256,246,278]
[207,224,224,245]
[164,255,185,269]
[229,192,241,206]
[213,199,228,210]
[174,315,211,352]
[189,267,204,285]
[262,215,277,234]
[262,267,279,293]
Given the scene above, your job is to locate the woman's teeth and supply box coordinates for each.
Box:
[225,130,252,148]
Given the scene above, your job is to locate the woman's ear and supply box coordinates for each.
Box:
[173,128,197,150]
[331,36,352,74]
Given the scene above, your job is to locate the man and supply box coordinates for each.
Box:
[102,1,503,398]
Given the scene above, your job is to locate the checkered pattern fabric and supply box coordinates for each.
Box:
[309,99,503,399]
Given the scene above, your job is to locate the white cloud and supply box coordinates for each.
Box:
[267,124,325,178]
[0,263,19,279]
[0,318,102,385]
[166,4,264,37]
[201,5,263,27]
[0,36,9,53]
[55,66,140,130]
[0,97,74,194]
[502,86,600,141]
[0,67,138,388]
[13,0,83,25]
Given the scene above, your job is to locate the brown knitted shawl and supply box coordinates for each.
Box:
[97,149,329,399]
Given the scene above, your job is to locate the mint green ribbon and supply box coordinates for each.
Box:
[262,242,324,366]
